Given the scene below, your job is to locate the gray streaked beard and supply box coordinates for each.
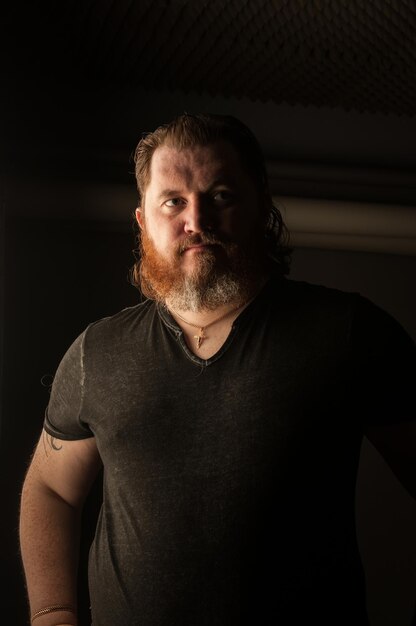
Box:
[139,227,268,312]
[167,270,245,312]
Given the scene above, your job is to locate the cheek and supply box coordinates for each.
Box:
[223,206,264,242]
[146,217,182,255]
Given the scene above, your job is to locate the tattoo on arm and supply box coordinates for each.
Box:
[42,431,63,453]
[50,437,63,450]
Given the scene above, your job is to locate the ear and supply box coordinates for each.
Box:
[135,207,144,229]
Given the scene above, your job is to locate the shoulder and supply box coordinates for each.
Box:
[271,277,358,323]
[278,276,355,302]
[267,276,415,354]
[82,299,156,350]
[280,277,414,340]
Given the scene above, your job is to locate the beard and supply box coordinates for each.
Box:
[139,227,268,312]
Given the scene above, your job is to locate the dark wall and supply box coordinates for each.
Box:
[290,247,416,626]
[3,76,415,626]
[3,216,416,625]
[3,217,139,625]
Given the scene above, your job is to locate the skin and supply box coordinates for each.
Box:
[19,138,415,626]
[135,141,269,356]
[135,140,416,478]
[135,140,266,275]
[19,432,101,625]
[365,422,416,501]
[20,140,270,622]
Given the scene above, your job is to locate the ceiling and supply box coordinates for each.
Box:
[3,0,416,253]
[4,0,416,116]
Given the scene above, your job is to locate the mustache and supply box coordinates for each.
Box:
[177,232,233,255]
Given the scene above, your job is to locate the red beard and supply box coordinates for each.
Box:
[139,226,268,310]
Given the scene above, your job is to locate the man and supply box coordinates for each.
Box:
[19,113,415,626]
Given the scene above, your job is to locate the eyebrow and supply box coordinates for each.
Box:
[207,177,233,190]
[157,179,234,201]
[157,189,182,201]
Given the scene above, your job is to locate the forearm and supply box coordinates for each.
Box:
[366,422,416,501]
[19,479,82,626]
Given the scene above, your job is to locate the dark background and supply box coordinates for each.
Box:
[1,2,416,624]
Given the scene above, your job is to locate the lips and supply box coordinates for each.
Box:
[178,236,225,255]
[185,244,210,251]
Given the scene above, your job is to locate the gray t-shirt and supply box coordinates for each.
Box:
[45,275,416,625]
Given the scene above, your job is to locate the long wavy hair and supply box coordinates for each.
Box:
[130,113,292,290]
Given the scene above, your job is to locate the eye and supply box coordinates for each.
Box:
[213,190,233,205]
[164,198,185,208]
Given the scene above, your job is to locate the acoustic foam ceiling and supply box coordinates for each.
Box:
[5,0,416,116]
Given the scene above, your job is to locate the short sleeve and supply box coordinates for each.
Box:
[44,329,94,440]
[350,294,416,427]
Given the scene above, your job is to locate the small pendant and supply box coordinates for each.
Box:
[194,328,205,349]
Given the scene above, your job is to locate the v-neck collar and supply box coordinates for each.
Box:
[156,273,284,367]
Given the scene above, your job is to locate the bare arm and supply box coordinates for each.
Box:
[365,420,416,501]
[19,429,102,626]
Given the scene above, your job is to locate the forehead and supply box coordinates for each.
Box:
[147,140,249,190]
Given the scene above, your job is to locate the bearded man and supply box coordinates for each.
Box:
[19,114,416,626]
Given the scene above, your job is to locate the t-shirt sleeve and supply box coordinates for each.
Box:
[350,294,416,427]
[44,328,94,440]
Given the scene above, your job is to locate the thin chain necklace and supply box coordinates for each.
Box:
[169,294,257,349]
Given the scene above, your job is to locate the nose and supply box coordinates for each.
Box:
[183,195,213,234]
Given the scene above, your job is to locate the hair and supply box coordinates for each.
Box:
[130,112,292,289]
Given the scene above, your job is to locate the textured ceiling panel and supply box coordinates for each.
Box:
[3,0,416,117]
[37,0,416,117]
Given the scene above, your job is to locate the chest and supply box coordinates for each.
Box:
[84,322,355,487]
[179,317,236,359]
